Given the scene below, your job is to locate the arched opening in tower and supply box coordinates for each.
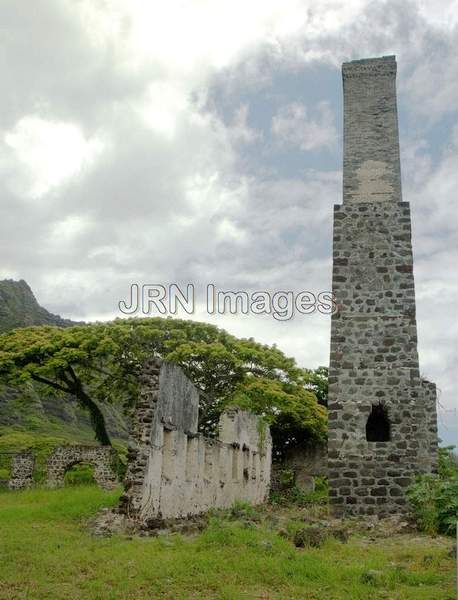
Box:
[366,403,390,442]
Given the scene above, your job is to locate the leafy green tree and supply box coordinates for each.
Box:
[0,317,327,449]
[231,377,327,457]
[303,366,328,407]
[0,325,119,445]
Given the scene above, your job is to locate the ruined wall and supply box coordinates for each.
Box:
[47,446,118,490]
[283,443,328,478]
[272,444,327,493]
[328,56,438,517]
[8,452,35,490]
[118,358,272,523]
[287,444,327,492]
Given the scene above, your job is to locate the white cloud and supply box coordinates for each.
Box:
[271,102,336,151]
[4,116,103,198]
[140,81,189,138]
[51,215,92,242]
[228,105,262,145]
[417,0,458,28]
[72,0,360,71]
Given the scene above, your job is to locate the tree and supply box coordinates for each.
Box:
[0,317,327,449]
[303,366,328,407]
[231,377,327,458]
[0,325,118,445]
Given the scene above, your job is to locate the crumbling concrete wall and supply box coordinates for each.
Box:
[47,446,118,490]
[8,452,35,490]
[118,358,272,523]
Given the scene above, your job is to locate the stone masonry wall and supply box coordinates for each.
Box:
[342,56,402,205]
[47,445,118,490]
[8,452,35,490]
[328,56,438,517]
[118,358,272,523]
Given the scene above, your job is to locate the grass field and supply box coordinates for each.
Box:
[0,486,455,600]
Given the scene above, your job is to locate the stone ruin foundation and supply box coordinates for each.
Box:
[8,452,35,490]
[46,445,118,490]
[328,56,438,517]
[113,358,271,527]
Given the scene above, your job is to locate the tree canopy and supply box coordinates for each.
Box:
[0,317,327,450]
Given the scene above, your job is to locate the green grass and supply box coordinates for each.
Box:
[0,486,455,600]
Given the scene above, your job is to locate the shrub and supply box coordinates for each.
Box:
[407,446,458,535]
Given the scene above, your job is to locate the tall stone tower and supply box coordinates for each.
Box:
[328,56,438,517]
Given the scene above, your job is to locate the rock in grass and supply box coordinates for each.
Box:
[293,524,349,548]
[294,526,327,548]
[277,528,290,539]
[331,526,350,543]
[360,569,384,586]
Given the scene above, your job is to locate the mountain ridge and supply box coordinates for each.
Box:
[0,279,82,332]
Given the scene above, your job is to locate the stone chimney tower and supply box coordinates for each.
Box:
[328,56,438,517]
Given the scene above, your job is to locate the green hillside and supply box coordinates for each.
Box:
[0,279,80,332]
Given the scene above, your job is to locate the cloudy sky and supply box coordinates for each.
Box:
[1,1,457,444]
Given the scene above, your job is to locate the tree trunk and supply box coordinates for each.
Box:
[74,386,112,446]
[31,371,112,447]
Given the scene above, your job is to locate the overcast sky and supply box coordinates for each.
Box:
[1,1,457,444]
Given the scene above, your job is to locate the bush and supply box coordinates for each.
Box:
[407,446,458,535]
